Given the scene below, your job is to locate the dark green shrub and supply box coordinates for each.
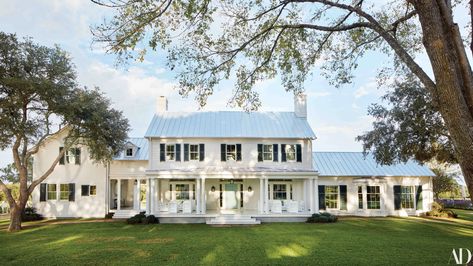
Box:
[22,207,43,221]
[307,212,338,223]
[142,215,159,224]
[126,213,159,224]
[105,213,114,219]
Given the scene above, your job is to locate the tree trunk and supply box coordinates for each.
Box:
[412,0,473,203]
[8,206,22,232]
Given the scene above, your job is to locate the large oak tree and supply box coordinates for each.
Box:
[0,32,129,231]
[91,0,473,202]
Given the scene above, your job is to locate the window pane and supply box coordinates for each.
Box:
[166,145,175,160]
[401,186,414,209]
[90,185,96,196]
[126,148,133,156]
[48,184,57,200]
[358,186,363,209]
[226,145,236,160]
[325,186,338,209]
[175,184,190,200]
[263,144,273,161]
[367,186,380,209]
[60,184,69,200]
[273,184,287,200]
[286,145,296,161]
[190,144,199,160]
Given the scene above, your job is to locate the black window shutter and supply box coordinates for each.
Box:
[257,144,263,162]
[340,185,347,210]
[69,183,75,202]
[221,144,226,161]
[75,148,81,165]
[394,185,401,210]
[236,144,242,161]
[296,144,302,162]
[175,144,181,161]
[273,144,278,162]
[318,185,325,210]
[281,144,287,162]
[160,143,165,162]
[199,144,205,161]
[184,144,189,161]
[40,183,47,202]
[416,185,423,210]
[59,147,65,165]
[81,185,89,196]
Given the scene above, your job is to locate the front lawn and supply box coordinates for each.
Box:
[1,215,472,265]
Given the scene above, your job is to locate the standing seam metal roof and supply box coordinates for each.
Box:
[144,111,316,139]
[312,152,435,177]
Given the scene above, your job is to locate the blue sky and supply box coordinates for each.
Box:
[0,1,466,170]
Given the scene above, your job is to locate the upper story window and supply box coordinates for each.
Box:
[285,145,296,161]
[263,145,273,161]
[125,148,134,157]
[189,144,199,161]
[47,184,57,200]
[226,144,236,161]
[220,144,242,162]
[166,145,175,161]
[59,147,81,165]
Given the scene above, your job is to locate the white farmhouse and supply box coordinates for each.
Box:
[32,95,434,224]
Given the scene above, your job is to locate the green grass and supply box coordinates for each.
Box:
[1,215,472,265]
[452,208,473,221]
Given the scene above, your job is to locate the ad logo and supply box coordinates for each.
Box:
[450,248,472,265]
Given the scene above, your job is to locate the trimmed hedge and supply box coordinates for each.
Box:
[307,212,338,223]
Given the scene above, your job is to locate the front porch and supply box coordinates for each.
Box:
[108,175,318,222]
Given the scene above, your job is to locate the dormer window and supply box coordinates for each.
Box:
[125,148,134,157]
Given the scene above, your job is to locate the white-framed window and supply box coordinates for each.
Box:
[190,144,199,161]
[226,144,237,161]
[325,186,339,209]
[59,184,70,200]
[66,148,80,165]
[367,186,381,209]
[175,184,190,200]
[272,184,287,200]
[401,186,415,209]
[125,148,133,157]
[90,185,96,196]
[263,144,273,161]
[285,144,296,161]
[47,184,57,200]
[358,186,363,209]
[166,144,175,161]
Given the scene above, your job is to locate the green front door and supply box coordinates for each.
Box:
[223,183,238,209]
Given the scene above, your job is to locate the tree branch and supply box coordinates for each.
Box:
[0,179,16,208]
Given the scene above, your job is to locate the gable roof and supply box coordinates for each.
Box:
[113,138,148,161]
[313,152,435,177]
[144,111,316,139]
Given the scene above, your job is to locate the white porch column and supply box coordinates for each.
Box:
[201,178,206,214]
[150,179,156,214]
[303,179,307,212]
[314,178,319,213]
[196,178,201,214]
[133,179,140,210]
[155,178,160,213]
[146,178,151,214]
[117,179,121,210]
[263,177,269,213]
[308,178,314,213]
[259,178,264,213]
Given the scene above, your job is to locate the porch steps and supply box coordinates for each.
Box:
[206,215,261,225]
[112,210,140,219]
